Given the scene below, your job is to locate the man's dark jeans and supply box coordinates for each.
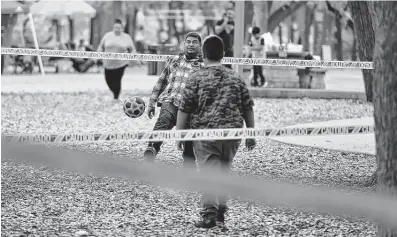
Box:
[147,102,195,168]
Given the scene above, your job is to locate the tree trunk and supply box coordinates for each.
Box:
[68,16,74,42]
[334,15,343,60]
[278,23,283,44]
[373,2,397,236]
[349,1,375,102]
[303,5,314,51]
[244,1,254,44]
[351,28,357,61]
[350,2,375,102]
[252,1,269,34]
[290,14,296,43]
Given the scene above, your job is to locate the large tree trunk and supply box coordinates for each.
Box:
[334,15,343,60]
[349,1,375,103]
[252,1,269,33]
[303,5,314,51]
[373,2,397,236]
[244,1,254,44]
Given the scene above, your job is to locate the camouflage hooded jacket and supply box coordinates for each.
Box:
[179,64,255,129]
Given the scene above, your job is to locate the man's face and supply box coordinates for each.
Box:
[253,33,260,39]
[226,9,234,21]
[184,36,201,55]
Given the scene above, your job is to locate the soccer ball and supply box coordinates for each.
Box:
[123,96,146,118]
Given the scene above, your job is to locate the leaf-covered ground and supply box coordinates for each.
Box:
[1,92,377,236]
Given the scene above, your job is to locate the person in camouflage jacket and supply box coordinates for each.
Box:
[144,32,203,168]
[176,35,256,230]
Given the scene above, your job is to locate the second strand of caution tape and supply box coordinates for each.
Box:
[1,125,375,144]
[1,47,374,69]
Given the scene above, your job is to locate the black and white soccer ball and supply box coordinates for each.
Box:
[123,96,146,118]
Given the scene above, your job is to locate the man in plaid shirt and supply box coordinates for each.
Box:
[144,32,203,167]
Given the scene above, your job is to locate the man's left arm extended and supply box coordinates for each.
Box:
[148,58,172,107]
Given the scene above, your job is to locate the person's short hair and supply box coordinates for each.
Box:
[252,26,260,35]
[202,35,224,61]
[185,32,202,45]
[114,19,123,25]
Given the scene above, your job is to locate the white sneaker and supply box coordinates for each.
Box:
[262,81,268,88]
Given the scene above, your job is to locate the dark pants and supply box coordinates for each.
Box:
[147,102,195,168]
[252,65,265,86]
[104,65,127,99]
[224,49,233,69]
[193,139,241,216]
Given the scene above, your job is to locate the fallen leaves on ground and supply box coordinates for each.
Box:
[1,92,377,236]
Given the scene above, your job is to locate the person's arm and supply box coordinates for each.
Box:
[215,19,228,35]
[240,79,255,128]
[176,111,190,130]
[176,73,199,130]
[243,108,255,128]
[248,38,254,57]
[127,34,137,53]
[240,78,256,149]
[261,37,266,57]
[148,57,173,108]
[97,33,107,52]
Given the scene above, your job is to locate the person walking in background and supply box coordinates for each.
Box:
[97,19,136,101]
[249,26,268,87]
[176,35,256,230]
[215,8,235,69]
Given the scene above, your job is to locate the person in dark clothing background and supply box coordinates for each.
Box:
[249,26,267,87]
[215,8,235,69]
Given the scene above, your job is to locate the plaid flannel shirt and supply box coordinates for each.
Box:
[149,53,203,108]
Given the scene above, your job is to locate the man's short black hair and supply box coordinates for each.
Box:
[202,35,224,61]
[114,19,123,25]
[252,26,260,34]
[185,32,202,45]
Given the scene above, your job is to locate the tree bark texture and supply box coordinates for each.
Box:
[372,1,397,236]
[351,27,357,61]
[303,5,314,51]
[325,1,343,60]
[334,15,343,60]
[244,1,254,44]
[349,1,375,102]
[252,1,268,34]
